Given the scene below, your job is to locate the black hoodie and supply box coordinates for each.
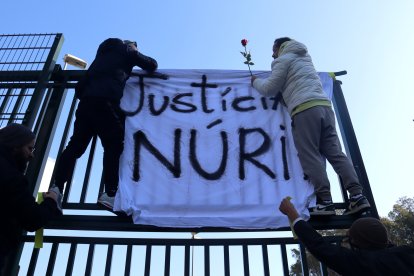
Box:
[78,38,158,102]
[0,145,60,257]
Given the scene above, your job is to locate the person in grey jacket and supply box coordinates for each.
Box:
[252,37,369,216]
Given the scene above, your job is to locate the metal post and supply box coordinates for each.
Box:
[23,33,64,129]
[25,65,70,196]
[332,79,379,218]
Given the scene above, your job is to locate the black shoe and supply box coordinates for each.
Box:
[309,201,336,216]
[343,194,371,215]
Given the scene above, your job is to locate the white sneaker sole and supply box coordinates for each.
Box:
[98,200,114,210]
[343,203,370,215]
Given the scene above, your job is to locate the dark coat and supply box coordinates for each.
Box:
[77,38,158,102]
[0,146,60,257]
[294,220,414,275]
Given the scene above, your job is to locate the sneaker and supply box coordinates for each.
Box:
[343,194,371,215]
[308,201,336,216]
[98,193,115,210]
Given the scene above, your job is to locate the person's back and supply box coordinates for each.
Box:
[279,198,414,275]
[366,245,414,275]
[80,38,158,102]
[274,40,327,115]
[319,239,414,275]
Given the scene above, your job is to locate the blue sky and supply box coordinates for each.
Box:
[2,0,413,216]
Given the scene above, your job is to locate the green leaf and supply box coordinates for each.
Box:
[249,62,255,65]
[244,61,249,64]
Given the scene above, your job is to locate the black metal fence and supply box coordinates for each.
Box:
[0,33,377,276]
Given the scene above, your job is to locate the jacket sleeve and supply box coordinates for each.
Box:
[127,47,158,73]
[252,56,289,96]
[11,175,60,232]
[293,220,359,274]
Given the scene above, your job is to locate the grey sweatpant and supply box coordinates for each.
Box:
[291,105,362,202]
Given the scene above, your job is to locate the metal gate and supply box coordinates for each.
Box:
[0,33,378,276]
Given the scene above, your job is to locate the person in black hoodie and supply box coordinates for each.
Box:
[279,197,414,275]
[0,123,62,275]
[52,38,158,209]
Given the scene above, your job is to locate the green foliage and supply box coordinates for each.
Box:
[381,196,414,247]
[289,247,341,276]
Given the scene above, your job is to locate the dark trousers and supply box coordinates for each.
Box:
[55,98,125,196]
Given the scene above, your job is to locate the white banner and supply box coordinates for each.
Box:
[114,69,333,229]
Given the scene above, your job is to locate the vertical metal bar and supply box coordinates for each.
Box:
[46,242,59,276]
[184,245,190,276]
[7,87,26,124]
[144,245,152,276]
[35,35,51,71]
[17,35,31,71]
[30,35,46,71]
[25,73,69,197]
[280,244,290,276]
[65,243,77,276]
[0,36,13,69]
[27,35,42,71]
[27,248,40,276]
[2,35,15,71]
[299,244,309,276]
[85,244,95,276]
[242,245,250,276]
[204,246,210,276]
[164,245,171,276]
[23,33,64,129]
[80,135,98,203]
[0,88,13,119]
[33,87,52,136]
[320,262,329,276]
[124,245,132,276]
[104,244,113,276]
[223,245,230,276]
[262,245,270,276]
[332,80,379,218]
[51,95,77,201]
[9,35,22,71]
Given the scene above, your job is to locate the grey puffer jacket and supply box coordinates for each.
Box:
[253,40,327,115]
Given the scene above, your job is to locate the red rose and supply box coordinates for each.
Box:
[240,38,253,76]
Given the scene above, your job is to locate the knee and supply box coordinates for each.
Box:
[62,143,89,159]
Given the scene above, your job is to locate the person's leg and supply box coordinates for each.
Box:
[96,100,125,197]
[54,100,95,193]
[319,107,362,196]
[292,106,332,202]
[319,107,370,215]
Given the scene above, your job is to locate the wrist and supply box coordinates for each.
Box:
[287,210,300,221]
